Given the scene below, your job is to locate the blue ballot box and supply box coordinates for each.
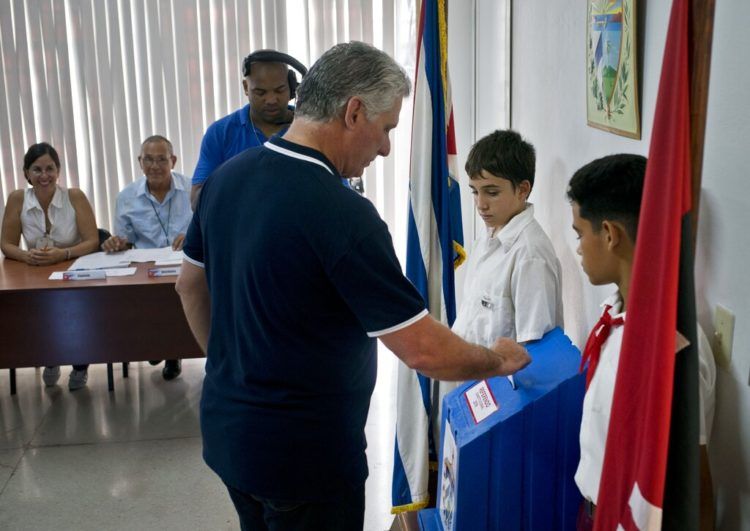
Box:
[418,327,585,531]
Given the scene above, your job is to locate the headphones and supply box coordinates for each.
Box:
[242,50,308,100]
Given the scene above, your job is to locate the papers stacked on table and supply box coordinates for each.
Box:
[49,247,185,280]
[68,248,184,270]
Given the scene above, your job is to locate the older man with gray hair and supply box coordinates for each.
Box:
[103,134,192,380]
[177,42,530,530]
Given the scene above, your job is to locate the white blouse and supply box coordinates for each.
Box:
[20,186,81,249]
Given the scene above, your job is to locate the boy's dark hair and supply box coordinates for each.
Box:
[567,153,646,241]
[465,130,535,190]
[23,142,61,172]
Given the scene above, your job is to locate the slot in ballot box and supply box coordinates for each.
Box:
[418,327,585,531]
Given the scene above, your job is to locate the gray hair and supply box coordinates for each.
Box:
[141,135,174,156]
[294,41,411,122]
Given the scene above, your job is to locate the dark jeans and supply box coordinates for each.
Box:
[225,482,365,531]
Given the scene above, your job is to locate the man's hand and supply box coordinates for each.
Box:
[490,337,531,375]
[172,233,186,251]
[380,314,532,381]
[101,235,130,253]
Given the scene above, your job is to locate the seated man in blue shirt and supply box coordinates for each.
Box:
[190,50,307,205]
[102,135,192,380]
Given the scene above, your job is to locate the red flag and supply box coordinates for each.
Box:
[593,0,699,529]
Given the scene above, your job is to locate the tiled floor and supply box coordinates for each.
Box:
[0,353,400,531]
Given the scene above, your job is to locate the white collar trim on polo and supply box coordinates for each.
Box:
[263,141,335,175]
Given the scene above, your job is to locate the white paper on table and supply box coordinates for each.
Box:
[126,247,183,263]
[68,251,132,270]
[103,267,137,277]
[49,267,137,280]
[154,256,184,266]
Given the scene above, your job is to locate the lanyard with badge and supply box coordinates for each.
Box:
[149,196,172,247]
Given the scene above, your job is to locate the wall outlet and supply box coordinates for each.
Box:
[713,304,735,369]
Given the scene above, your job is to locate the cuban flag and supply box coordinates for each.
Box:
[594,0,702,528]
[391,0,465,513]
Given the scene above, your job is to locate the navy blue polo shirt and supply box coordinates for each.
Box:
[183,136,427,501]
[191,104,292,186]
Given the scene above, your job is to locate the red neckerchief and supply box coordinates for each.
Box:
[580,304,625,389]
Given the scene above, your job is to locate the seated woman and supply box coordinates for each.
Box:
[0,142,99,390]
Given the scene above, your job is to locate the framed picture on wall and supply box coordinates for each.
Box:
[586,0,641,139]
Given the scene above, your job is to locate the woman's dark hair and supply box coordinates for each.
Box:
[23,142,61,172]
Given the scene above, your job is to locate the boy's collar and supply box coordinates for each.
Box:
[490,203,535,250]
[601,291,626,319]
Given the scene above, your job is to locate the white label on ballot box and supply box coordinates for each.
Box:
[464,379,498,424]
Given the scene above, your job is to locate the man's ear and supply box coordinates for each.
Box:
[343,97,365,129]
[242,79,249,97]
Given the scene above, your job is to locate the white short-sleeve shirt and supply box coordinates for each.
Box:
[452,204,564,345]
[20,186,80,248]
[575,292,717,503]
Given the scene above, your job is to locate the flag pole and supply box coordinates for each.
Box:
[687,2,717,528]
[688,0,716,245]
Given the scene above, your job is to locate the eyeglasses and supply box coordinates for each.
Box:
[140,157,171,167]
[28,165,58,177]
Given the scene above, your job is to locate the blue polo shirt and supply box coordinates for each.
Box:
[183,136,427,501]
[191,103,291,186]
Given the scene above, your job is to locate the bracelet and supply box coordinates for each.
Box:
[65,249,71,260]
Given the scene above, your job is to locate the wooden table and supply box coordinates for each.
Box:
[0,258,202,393]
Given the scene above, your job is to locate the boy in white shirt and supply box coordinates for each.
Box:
[427,130,563,508]
[452,130,563,347]
[567,153,716,530]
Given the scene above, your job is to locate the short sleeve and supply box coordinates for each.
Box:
[182,209,204,267]
[192,126,222,186]
[329,226,426,337]
[511,257,561,343]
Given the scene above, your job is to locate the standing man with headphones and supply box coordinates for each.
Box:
[190,50,307,205]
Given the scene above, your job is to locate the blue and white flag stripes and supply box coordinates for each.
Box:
[392,0,465,513]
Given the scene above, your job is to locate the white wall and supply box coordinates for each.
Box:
[449,0,512,305]
[512,0,673,346]
[447,0,478,304]
[507,1,750,529]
